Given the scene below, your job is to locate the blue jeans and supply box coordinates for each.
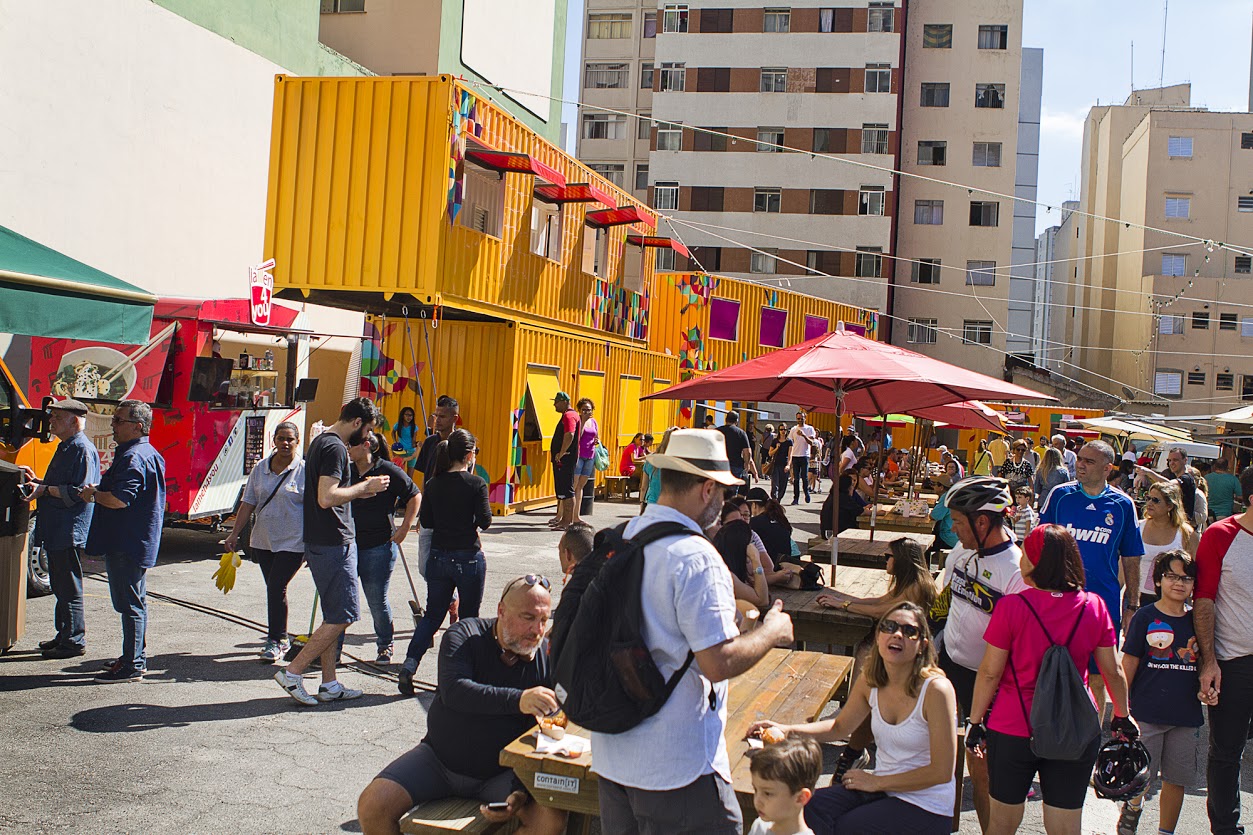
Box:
[792,457,811,502]
[358,541,399,650]
[403,548,485,667]
[48,546,86,649]
[104,552,147,672]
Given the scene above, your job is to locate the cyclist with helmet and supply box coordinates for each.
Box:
[935,476,1027,832]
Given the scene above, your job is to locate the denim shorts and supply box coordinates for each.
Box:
[304,542,360,625]
[573,456,595,478]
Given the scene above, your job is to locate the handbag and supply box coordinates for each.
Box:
[241,467,295,554]
[593,441,611,472]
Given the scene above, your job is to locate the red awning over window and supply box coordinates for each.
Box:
[585,205,657,230]
[626,234,690,258]
[464,149,566,187]
[533,182,615,206]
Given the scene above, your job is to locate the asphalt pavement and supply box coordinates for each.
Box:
[1,486,1248,833]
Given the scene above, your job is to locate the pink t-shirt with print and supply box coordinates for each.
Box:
[983,587,1117,738]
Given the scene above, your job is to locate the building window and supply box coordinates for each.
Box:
[1237,256,1252,274]
[855,247,883,278]
[813,129,831,154]
[643,11,657,38]
[969,201,1000,227]
[1221,313,1239,330]
[921,83,950,107]
[1242,132,1253,150]
[1165,196,1191,219]
[1241,375,1253,402]
[908,318,938,344]
[810,189,841,215]
[1243,317,1253,337]
[662,4,688,33]
[589,163,625,187]
[690,187,724,211]
[321,0,365,12]
[975,83,1006,108]
[977,24,1009,49]
[918,141,947,166]
[701,8,734,32]
[865,64,892,93]
[634,164,650,191]
[656,121,683,150]
[640,63,655,89]
[819,8,837,32]
[690,246,721,270]
[861,124,889,154]
[693,129,728,152]
[459,157,505,238]
[1158,315,1184,335]
[584,62,630,89]
[582,225,608,277]
[972,142,1002,167]
[966,260,996,285]
[587,13,631,39]
[1167,136,1193,158]
[1239,196,1253,212]
[764,8,790,32]
[859,186,885,216]
[530,202,563,262]
[1217,372,1235,390]
[760,307,788,347]
[923,24,952,48]
[912,259,941,284]
[962,320,993,345]
[754,187,782,213]
[1193,311,1211,330]
[756,127,785,152]
[750,249,778,274]
[807,250,840,274]
[1154,370,1183,397]
[1161,254,1187,276]
[760,68,788,92]
[868,2,894,32]
[914,199,944,225]
[637,113,653,140]
[708,298,740,340]
[653,182,679,210]
[659,63,686,92]
[583,114,627,140]
[655,248,677,271]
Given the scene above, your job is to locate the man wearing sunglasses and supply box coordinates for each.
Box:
[358,576,567,835]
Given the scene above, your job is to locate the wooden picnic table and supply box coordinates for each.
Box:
[805,535,892,567]
[859,510,935,536]
[775,565,893,651]
[499,648,854,829]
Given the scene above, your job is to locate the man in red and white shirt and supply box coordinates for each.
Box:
[1195,468,1253,834]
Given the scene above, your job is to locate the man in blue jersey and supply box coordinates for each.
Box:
[1039,440,1144,712]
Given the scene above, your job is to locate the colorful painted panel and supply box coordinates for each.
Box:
[589,277,650,340]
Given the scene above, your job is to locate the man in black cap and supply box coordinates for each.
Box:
[19,398,100,658]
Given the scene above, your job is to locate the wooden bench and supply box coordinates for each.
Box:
[602,475,634,501]
[399,797,519,834]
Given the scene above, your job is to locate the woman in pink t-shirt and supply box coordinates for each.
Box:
[966,524,1136,835]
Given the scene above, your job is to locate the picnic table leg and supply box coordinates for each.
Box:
[952,727,966,833]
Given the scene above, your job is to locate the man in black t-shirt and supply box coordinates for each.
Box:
[274,398,390,706]
[715,410,757,497]
[415,395,460,581]
[358,579,568,835]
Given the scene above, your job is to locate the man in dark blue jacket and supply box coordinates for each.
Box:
[82,400,166,682]
[20,398,100,658]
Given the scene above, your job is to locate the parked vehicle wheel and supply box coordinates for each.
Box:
[26,516,51,598]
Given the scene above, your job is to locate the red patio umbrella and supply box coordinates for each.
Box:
[646,323,1053,571]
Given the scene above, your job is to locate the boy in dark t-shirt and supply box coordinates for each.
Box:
[1118,549,1203,835]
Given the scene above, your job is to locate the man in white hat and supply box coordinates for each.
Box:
[591,429,794,834]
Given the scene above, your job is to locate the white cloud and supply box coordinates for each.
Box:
[1040,105,1088,143]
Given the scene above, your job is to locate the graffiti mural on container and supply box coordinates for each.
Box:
[589,277,650,340]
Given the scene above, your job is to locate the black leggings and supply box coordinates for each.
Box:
[253,548,304,642]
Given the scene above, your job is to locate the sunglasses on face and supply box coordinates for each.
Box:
[1146,496,1164,505]
[878,619,922,640]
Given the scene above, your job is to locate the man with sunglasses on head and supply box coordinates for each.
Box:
[357,576,567,835]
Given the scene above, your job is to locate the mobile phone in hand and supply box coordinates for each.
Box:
[485,802,510,812]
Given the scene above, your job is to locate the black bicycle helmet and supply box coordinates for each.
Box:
[1092,739,1152,801]
[945,476,1013,515]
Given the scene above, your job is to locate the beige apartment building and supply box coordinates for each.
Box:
[1068,85,1253,414]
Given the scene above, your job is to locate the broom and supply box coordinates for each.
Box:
[284,591,319,663]
[397,550,424,623]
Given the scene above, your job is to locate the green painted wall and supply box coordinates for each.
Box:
[436,0,567,143]
[153,0,370,76]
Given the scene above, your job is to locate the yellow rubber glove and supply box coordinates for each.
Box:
[211,551,242,594]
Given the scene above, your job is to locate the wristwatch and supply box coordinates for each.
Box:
[754,566,765,576]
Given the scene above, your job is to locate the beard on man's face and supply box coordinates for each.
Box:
[348,423,371,447]
[696,487,722,529]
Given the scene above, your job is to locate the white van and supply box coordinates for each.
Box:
[1145,441,1222,472]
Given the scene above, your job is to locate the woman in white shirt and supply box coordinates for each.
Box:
[1138,480,1198,606]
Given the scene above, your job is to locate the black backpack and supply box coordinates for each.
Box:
[551,520,698,734]
[1010,594,1102,761]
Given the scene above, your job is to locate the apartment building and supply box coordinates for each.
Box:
[1068,85,1253,414]
[1032,199,1079,374]
[318,0,568,143]
[891,2,1038,377]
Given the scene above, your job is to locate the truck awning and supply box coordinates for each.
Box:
[0,225,156,345]
[627,234,690,258]
[464,149,566,187]
[533,182,615,206]
[585,205,657,230]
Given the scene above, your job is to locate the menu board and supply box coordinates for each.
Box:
[243,416,267,475]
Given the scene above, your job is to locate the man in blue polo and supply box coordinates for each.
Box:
[1039,439,1144,712]
[82,400,166,682]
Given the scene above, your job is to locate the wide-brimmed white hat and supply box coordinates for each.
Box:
[646,429,743,486]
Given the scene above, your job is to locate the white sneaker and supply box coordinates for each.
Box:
[317,682,364,702]
[273,669,318,706]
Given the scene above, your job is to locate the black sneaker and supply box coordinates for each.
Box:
[833,747,868,780]
[101,657,125,673]
[398,666,416,696]
[1117,802,1142,835]
[42,644,86,660]
[96,666,144,683]
[38,637,62,651]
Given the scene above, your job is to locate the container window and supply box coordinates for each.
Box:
[709,298,740,340]
[760,307,787,347]
[460,156,505,238]
[531,202,563,262]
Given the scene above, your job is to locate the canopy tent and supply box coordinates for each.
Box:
[1212,405,1253,424]
[0,225,156,345]
[1074,416,1193,444]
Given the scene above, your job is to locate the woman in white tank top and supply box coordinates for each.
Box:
[749,602,957,834]
[1138,482,1198,602]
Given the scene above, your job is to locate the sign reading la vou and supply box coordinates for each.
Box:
[249,258,277,326]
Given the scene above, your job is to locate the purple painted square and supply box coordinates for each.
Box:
[709,298,740,341]
[804,315,829,341]
[760,307,787,348]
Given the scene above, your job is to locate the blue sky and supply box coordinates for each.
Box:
[561,1,1252,233]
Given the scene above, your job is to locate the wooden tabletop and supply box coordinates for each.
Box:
[499,648,853,820]
[774,565,893,650]
[806,535,892,567]
[858,511,935,536]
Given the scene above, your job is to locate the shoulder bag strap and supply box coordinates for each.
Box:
[255,467,295,518]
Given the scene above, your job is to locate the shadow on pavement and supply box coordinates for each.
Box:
[70,692,395,732]
[0,650,348,691]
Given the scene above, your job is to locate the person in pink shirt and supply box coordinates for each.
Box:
[966,524,1136,835]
